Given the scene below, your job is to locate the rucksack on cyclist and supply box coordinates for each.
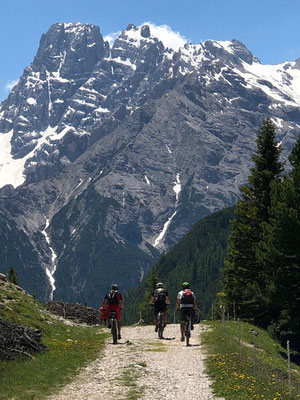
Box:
[107,290,119,304]
[154,288,167,303]
[181,289,194,305]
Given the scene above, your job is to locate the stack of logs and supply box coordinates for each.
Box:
[46,301,100,325]
[0,320,47,360]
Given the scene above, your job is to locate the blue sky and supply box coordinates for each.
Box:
[1,0,299,102]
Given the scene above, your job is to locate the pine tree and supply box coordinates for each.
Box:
[258,135,300,349]
[8,266,18,285]
[222,119,283,320]
[139,266,159,323]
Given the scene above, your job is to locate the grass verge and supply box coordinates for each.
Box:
[144,341,167,352]
[202,321,300,400]
[118,362,147,400]
[0,281,107,400]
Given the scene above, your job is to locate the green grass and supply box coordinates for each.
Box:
[144,340,167,352]
[0,280,107,400]
[202,320,300,400]
[118,363,146,400]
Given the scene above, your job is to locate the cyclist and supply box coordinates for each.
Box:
[149,282,170,332]
[103,284,124,339]
[176,282,197,341]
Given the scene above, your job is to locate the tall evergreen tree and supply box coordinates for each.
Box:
[222,119,283,320]
[8,266,18,285]
[139,266,159,324]
[258,135,300,349]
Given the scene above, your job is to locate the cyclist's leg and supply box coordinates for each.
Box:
[184,308,193,336]
[191,308,195,330]
[163,311,166,326]
[114,307,121,338]
[154,305,159,331]
[106,305,112,328]
[162,304,167,326]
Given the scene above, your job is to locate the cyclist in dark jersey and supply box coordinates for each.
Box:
[149,282,170,331]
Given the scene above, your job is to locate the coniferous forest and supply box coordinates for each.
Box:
[125,119,300,354]
[124,205,234,324]
[222,118,300,352]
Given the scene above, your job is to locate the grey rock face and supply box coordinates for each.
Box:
[0,22,300,305]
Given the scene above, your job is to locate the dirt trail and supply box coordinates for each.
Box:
[47,324,223,400]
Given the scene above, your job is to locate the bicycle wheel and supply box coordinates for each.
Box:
[158,312,163,339]
[185,319,190,346]
[111,319,118,344]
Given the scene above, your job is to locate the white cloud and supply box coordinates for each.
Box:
[140,22,188,51]
[104,31,121,46]
[104,23,188,51]
[5,79,19,92]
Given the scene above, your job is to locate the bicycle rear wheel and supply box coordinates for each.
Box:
[111,319,118,344]
[185,320,190,346]
[158,312,163,339]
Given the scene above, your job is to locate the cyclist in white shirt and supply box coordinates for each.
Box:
[176,282,198,341]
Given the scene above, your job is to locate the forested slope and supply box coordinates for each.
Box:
[124,206,234,324]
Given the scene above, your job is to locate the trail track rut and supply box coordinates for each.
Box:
[47,324,223,400]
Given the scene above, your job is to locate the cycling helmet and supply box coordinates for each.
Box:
[111,283,118,290]
[182,282,190,289]
[156,282,164,289]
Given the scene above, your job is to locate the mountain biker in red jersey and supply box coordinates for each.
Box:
[176,282,198,341]
[149,282,170,331]
[103,284,124,339]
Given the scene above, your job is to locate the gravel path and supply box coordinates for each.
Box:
[47,323,223,400]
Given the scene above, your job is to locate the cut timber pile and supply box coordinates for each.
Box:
[46,301,100,325]
[0,320,47,360]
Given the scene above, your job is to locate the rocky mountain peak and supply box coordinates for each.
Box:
[294,57,300,69]
[0,22,300,306]
[141,24,151,38]
[200,39,256,66]
[33,22,105,77]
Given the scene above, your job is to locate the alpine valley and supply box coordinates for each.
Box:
[0,22,300,306]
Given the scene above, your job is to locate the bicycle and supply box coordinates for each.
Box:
[149,303,166,339]
[108,311,118,344]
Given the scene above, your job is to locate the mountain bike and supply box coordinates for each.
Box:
[109,311,118,344]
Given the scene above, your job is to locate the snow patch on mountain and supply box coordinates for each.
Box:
[239,61,300,106]
[212,40,235,54]
[173,173,181,202]
[154,211,177,249]
[26,97,37,106]
[41,216,58,300]
[179,43,208,69]
[0,125,71,188]
[0,130,28,188]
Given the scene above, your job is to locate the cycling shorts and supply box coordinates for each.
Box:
[106,304,121,321]
[154,303,167,316]
[180,307,194,322]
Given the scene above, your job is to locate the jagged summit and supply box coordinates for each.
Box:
[0,22,299,189]
[0,22,300,305]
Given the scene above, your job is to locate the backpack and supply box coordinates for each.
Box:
[106,290,119,304]
[180,289,194,305]
[154,288,166,303]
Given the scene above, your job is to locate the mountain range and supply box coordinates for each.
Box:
[0,22,299,306]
